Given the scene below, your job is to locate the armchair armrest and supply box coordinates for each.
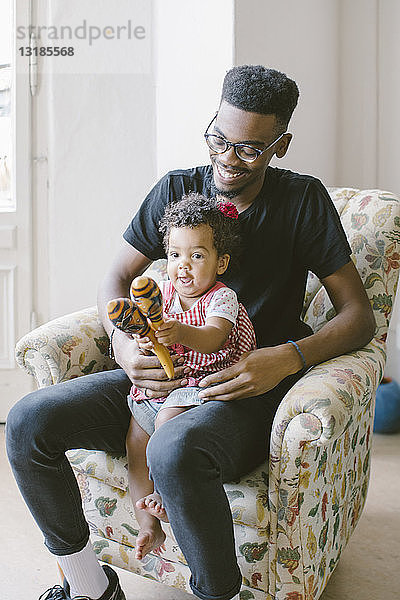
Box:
[15,260,169,389]
[267,337,386,599]
[15,306,117,388]
[271,337,386,450]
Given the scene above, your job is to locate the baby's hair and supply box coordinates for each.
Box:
[159,192,241,262]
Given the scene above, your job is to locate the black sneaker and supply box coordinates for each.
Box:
[38,586,67,600]
[39,565,126,600]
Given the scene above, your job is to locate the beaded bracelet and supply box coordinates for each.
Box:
[108,328,116,360]
[287,339,306,372]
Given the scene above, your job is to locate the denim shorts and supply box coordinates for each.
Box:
[128,386,205,436]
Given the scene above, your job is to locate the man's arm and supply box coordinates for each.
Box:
[97,240,189,391]
[97,240,152,337]
[198,261,376,401]
[289,260,376,367]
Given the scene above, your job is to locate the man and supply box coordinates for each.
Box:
[6,65,375,600]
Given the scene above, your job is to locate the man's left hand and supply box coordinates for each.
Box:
[198,345,302,401]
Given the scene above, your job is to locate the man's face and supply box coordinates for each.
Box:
[208,100,291,200]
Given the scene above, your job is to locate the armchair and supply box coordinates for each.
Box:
[15,188,400,600]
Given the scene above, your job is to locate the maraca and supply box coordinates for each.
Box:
[130,276,164,330]
[107,297,175,379]
[107,298,148,334]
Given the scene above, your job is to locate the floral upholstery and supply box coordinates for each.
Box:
[15,188,400,600]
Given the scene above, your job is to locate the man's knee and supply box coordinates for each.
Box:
[6,389,54,466]
[146,414,210,479]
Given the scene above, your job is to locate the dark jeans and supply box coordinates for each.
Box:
[6,368,299,600]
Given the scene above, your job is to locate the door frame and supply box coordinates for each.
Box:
[0,0,34,420]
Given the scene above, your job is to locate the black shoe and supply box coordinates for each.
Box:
[39,586,68,600]
[39,565,126,600]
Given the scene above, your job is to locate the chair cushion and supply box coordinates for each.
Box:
[67,449,272,593]
[67,448,270,529]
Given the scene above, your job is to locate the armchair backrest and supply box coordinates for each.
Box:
[150,188,400,343]
[303,188,400,341]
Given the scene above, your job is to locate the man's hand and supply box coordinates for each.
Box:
[112,328,189,398]
[198,345,303,402]
[135,334,154,355]
[155,318,184,346]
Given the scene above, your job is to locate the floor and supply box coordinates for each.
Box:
[0,424,399,600]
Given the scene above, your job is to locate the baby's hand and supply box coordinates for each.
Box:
[155,319,183,346]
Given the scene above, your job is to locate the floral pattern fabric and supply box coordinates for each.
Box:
[15,189,400,600]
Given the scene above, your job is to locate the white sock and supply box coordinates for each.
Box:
[57,540,109,599]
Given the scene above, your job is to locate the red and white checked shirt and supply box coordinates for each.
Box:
[129,280,256,403]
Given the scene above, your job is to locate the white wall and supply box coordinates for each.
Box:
[154,0,234,177]
[46,73,156,319]
[34,0,235,321]
[234,0,340,184]
[335,0,379,188]
[233,0,400,378]
[377,0,400,195]
[34,1,156,320]
[377,0,400,378]
[233,0,393,190]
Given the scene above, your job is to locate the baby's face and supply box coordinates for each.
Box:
[167,225,228,307]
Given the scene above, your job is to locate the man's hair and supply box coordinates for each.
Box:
[159,192,241,262]
[221,65,299,131]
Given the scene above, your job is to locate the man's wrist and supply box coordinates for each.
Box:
[110,327,134,357]
[262,342,305,378]
[282,341,306,374]
[256,344,304,379]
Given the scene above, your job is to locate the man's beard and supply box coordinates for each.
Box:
[209,178,246,200]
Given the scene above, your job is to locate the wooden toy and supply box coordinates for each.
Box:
[107,298,149,335]
[130,275,164,330]
[107,297,175,379]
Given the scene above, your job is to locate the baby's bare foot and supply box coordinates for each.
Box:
[136,492,169,523]
[135,526,166,560]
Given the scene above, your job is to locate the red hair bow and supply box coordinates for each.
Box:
[218,201,239,219]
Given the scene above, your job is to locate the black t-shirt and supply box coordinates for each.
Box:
[123,165,352,348]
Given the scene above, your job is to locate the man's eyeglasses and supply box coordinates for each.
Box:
[204,114,286,163]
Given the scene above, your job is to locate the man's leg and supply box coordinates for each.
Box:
[146,375,299,600]
[6,368,132,597]
[135,405,192,523]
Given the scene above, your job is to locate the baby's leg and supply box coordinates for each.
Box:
[156,405,192,429]
[136,406,191,523]
[125,416,166,560]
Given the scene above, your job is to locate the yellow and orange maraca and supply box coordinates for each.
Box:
[107,276,174,379]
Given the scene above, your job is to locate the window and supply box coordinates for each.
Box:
[0,0,13,211]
